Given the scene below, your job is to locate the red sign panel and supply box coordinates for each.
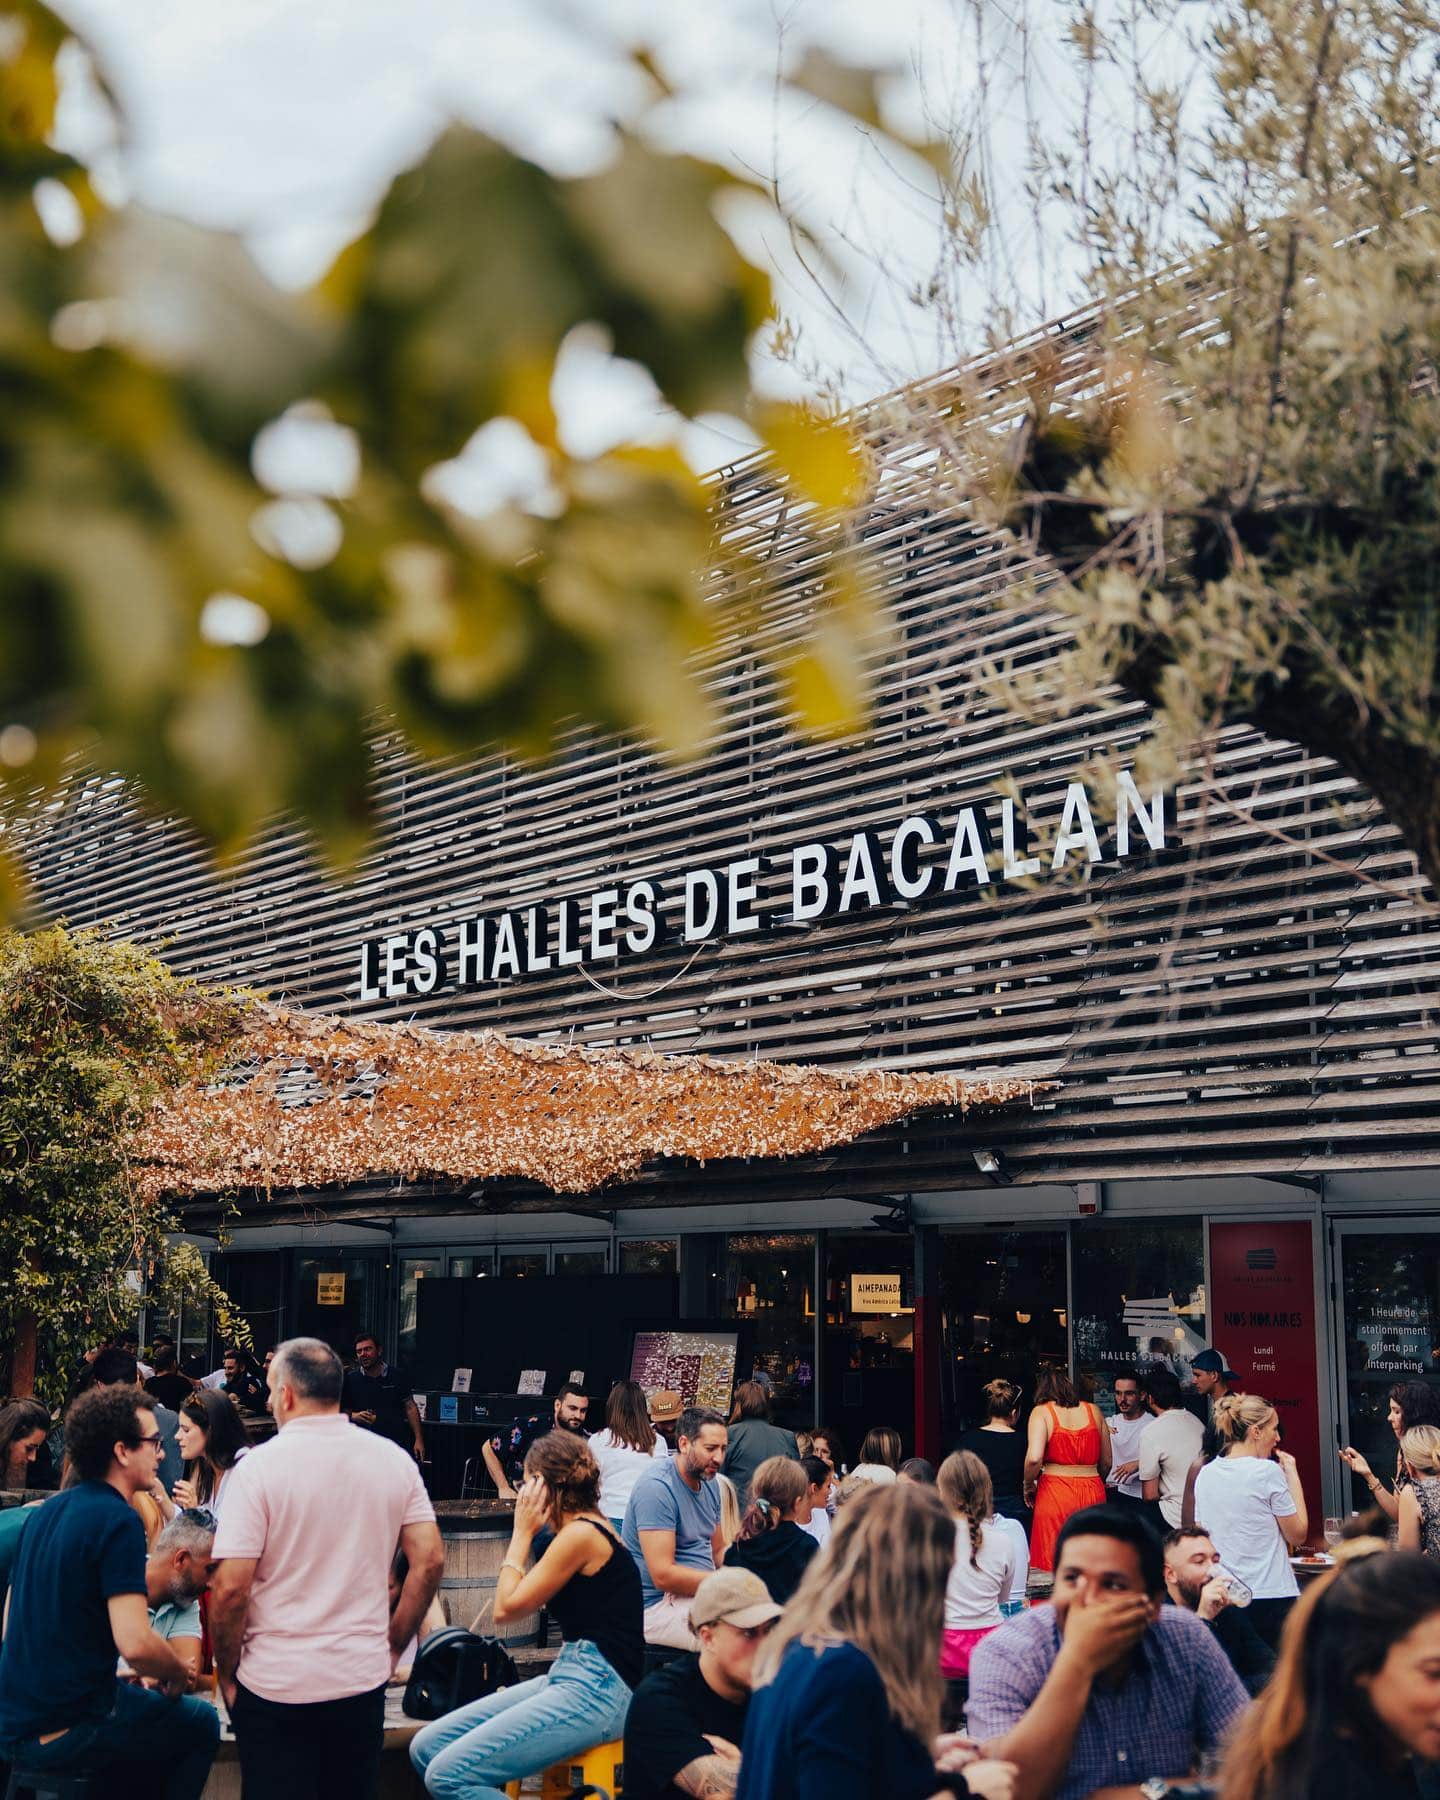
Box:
[1208,1219,1322,1542]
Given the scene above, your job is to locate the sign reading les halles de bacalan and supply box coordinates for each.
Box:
[356,767,1169,1000]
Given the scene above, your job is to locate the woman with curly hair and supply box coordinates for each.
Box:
[723,1454,819,1604]
[410,1430,642,1799]
[1220,1542,1440,1800]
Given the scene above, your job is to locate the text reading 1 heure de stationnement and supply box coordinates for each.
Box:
[356,767,1169,1001]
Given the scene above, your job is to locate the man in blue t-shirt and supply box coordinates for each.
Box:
[0,1386,220,1800]
[622,1405,728,1648]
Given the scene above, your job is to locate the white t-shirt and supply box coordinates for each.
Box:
[800,1505,831,1549]
[944,1517,1017,1630]
[849,1464,898,1486]
[1192,1455,1298,1599]
[1106,1413,1153,1499]
[208,1442,249,1520]
[1137,1407,1205,1526]
[589,1427,669,1520]
[990,1513,1029,1606]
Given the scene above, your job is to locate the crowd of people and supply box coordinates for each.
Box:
[6,1341,1440,1798]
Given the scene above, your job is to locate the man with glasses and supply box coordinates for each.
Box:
[0,1386,220,1799]
[623,1567,779,1799]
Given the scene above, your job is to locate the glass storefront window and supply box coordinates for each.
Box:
[825,1234,916,1456]
[449,1254,493,1278]
[619,1239,679,1275]
[212,1249,290,1369]
[722,1234,815,1429]
[1072,1219,1207,1412]
[498,1249,548,1279]
[555,1246,608,1276]
[1341,1230,1440,1507]
[940,1230,1068,1440]
[291,1254,384,1358]
[397,1255,444,1363]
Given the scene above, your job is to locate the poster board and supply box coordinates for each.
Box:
[631,1329,738,1414]
[1210,1219,1323,1536]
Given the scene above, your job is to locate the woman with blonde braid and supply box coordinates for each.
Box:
[935,1452,1015,1682]
[741,1482,1018,1800]
[723,1454,818,1604]
[1220,1541,1440,1800]
[1194,1393,1307,1649]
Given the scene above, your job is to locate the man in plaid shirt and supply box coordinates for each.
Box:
[968,1504,1247,1799]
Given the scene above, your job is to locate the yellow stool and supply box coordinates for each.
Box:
[502,1738,624,1799]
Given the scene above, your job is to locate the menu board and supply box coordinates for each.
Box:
[631,1329,738,1413]
[1210,1220,1323,1535]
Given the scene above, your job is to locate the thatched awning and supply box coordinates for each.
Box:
[134,1000,1046,1201]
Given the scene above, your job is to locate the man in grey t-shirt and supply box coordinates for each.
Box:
[622,1407,728,1648]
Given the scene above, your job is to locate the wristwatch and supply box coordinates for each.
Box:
[1140,1780,1171,1799]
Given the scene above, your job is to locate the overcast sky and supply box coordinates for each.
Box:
[53,0,1208,470]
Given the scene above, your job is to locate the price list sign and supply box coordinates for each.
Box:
[631,1330,738,1413]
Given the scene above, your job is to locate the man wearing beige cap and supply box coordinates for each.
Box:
[623,1568,780,1798]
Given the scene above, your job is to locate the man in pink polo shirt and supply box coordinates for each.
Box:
[209,1337,444,1800]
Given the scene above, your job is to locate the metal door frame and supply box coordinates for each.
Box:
[1328,1214,1440,1522]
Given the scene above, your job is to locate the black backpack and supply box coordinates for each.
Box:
[401,1627,520,1720]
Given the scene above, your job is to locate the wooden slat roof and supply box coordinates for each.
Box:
[10,311,1439,1213]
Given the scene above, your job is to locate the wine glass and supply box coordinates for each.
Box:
[1323,1515,1343,1554]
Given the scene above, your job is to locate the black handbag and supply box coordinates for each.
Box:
[401,1626,520,1720]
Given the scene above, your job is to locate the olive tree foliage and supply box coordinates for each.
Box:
[808,0,1440,894]
[0,925,246,1402]
[0,3,892,911]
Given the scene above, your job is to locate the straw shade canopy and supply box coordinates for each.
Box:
[134,1000,1047,1201]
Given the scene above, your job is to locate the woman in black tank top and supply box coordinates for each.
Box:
[410,1430,644,1797]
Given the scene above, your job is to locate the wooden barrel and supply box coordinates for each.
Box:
[439,1529,546,1647]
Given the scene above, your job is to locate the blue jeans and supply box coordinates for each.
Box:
[410,1638,631,1799]
[0,1679,220,1800]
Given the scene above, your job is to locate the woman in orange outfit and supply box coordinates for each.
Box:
[1023,1365,1110,1572]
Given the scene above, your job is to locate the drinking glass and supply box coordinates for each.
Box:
[1324,1516,1343,1552]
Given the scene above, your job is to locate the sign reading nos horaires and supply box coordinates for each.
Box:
[356,768,1169,1001]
